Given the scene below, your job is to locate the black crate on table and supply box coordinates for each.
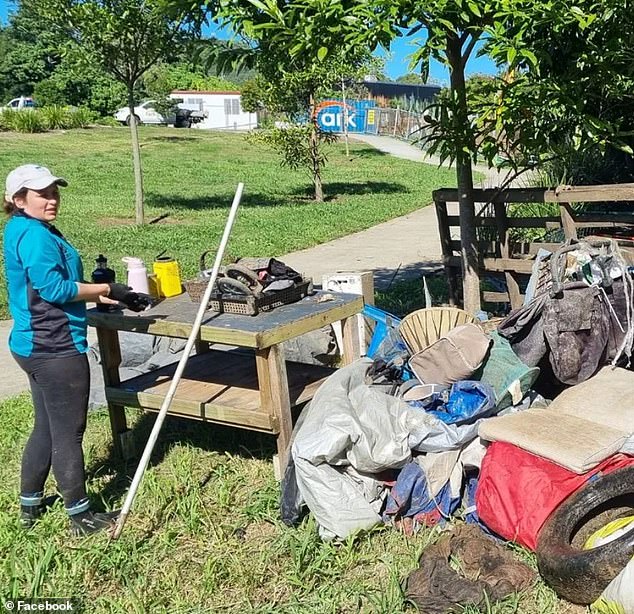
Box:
[184,278,314,316]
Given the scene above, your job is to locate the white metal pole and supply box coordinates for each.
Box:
[111,182,244,540]
[393,107,399,137]
[341,77,350,158]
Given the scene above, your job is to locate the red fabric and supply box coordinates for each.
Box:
[475,441,634,551]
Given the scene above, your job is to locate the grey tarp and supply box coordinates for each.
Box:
[291,360,485,540]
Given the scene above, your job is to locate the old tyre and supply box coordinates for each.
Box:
[214,277,254,297]
[126,114,141,126]
[536,466,634,604]
[225,264,263,294]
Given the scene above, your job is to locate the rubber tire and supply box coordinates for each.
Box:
[126,114,141,126]
[225,264,263,294]
[536,466,634,605]
[214,277,254,297]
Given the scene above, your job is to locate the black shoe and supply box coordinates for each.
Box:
[20,494,61,528]
[69,510,120,536]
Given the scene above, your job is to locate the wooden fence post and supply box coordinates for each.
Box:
[559,203,578,240]
[494,200,523,309]
[435,199,459,306]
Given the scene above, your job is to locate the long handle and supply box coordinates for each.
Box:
[111,183,244,540]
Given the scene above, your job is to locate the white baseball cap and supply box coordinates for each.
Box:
[5,164,68,203]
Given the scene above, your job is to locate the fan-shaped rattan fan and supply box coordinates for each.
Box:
[398,307,480,354]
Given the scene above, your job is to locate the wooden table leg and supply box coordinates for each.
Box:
[96,327,134,460]
[255,344,292,478]
[194,338,211,355]
[341,315,361,366]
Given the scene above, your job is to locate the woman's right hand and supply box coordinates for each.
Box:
[107,283,152,312]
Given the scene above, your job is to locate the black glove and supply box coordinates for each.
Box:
[107,283,152,312]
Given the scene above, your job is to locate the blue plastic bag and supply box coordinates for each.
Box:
[426,380,496,425]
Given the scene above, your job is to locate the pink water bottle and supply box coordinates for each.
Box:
[122,257,150,295]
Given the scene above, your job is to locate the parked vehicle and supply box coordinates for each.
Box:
[1,96,35,111]
[113,100,206,127]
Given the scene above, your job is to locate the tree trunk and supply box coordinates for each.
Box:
[128,87,145,225]
[309,93,324,202]
[447,36,481,314]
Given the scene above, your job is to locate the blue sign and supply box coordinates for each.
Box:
[315,99,377,134]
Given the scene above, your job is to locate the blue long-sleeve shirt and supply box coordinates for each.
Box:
[3,211,87,357]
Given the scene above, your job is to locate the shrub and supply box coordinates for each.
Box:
[11,110,46,133]
[68,107,96,128]
[537,145,634,186]
[33,79,69,108]
[0,109,17,131]
[0,106,98,132]
[94,116,122,127]
[40,105,71,130]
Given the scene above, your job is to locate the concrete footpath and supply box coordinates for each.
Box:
[0,134,476,400]
[351,134,511,189]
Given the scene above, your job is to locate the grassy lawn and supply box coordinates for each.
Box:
[0,394,584,613]
[0,127,455,318]
[1,129,583,612]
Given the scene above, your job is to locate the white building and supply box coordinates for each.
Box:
[170,90,257,130]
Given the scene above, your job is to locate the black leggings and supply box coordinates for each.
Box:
[13,352,89,507]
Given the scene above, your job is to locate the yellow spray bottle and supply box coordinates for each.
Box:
[153,255,182,297]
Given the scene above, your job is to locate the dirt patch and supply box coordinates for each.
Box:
[243,521,279,543]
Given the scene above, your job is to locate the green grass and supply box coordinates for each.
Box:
[0,128,583,612]
[0,394,585,613]
[375,277,449,317]
[0,127,455,318]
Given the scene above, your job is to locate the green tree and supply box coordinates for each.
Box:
[396,73,425,84]
[33,54,126,115]
[142,62,239,117]
[388,0,634,311]
[206,1,390,201]
[0,0,60,102]
[170,0,634,309]
[38,0,201,225]
[482,0,634,162]
[0,0,127,114]
[239,78,264,114]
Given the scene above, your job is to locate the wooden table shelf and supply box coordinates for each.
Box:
[106,349,336,433]
[88,290,363,471]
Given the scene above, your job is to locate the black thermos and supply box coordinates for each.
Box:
[91,255,116,311]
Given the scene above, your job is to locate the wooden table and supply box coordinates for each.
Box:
[88,291,363,471]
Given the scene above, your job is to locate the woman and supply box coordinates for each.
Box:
[3,164,149,536]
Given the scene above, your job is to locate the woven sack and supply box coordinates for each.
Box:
[408,323,491,386]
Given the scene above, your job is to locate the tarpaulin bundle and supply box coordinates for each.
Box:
[423,380,496,425]
[382,461,461,529]
[284,360,487,539]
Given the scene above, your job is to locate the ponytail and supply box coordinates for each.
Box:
[3,188,25,215]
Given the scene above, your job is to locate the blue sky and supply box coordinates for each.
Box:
[0,0,497,83]
[0,0,12,23]
[377,34,497,84]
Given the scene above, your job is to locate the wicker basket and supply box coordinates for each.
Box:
[183,250,222,302]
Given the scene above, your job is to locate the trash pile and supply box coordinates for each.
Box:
[281,239,634,612]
